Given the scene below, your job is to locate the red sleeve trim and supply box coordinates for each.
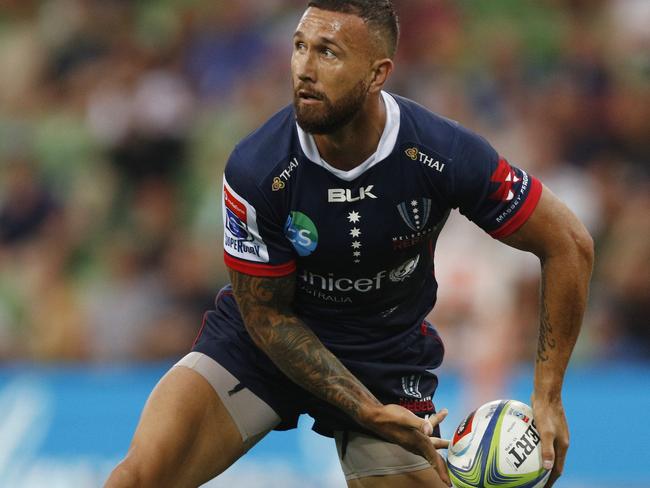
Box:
[490,176,543,239]
[224,251,296,277]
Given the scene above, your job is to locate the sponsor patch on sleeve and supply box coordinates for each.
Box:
[222,176,269,263]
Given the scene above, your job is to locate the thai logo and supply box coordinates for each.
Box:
[271,177,285,191]
[284,211,318,256]
[272,157,299,191]
[389,255,420,282]
[405,147,419,160]
[405,146,445,172]
[397,198,432,231]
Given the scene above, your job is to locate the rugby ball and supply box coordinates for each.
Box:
[446,399,551,488]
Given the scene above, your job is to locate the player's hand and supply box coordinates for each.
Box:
[361,404,451,486]
[531,395,569,488]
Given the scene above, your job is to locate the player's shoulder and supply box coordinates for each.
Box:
[226,104,297,187]
[392,93,491,161]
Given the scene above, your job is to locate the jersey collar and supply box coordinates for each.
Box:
[296,91,401,182]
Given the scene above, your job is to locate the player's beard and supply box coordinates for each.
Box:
[293,78,370,135]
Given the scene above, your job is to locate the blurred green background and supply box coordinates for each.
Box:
[0,0,647,366]
[0,1,648,485]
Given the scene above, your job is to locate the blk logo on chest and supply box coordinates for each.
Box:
[328,185,377,203]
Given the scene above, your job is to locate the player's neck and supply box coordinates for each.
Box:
[313,93,386,171]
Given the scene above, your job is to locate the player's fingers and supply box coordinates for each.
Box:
[545,435,569,488]
[430,437,450,449]
[425,408,448,431]
[385,404,433,435]
[545,470,559,488]
[415,433,450,487]
[540,431,555,472]
[555,433,569,472]
[421,418,433,436]
[432,448,452,487]
[419,408,448,437]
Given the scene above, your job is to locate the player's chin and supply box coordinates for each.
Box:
[295,110,332,134]
[294,100,324,119]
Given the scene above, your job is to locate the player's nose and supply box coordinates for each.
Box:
[293,50,317,84]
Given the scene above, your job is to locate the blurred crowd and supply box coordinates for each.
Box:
[0,0,647,375]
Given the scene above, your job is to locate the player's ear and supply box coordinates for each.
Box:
[368,58,393,94]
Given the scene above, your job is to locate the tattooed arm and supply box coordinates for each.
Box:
[501,185,594,488]
[229,269,451,483]
[229,269,381,420]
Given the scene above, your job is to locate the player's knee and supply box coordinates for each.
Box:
[105,458,142,488]
[105,453,167,488]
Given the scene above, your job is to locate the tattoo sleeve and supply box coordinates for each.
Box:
[537,276,557,364]
[533,253,590,398]
[229,269,382,422]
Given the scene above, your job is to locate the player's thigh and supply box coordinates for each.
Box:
[347,468,447,488]
[107,352,279,488]
[335,431,448,488]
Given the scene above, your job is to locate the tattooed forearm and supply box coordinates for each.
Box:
[537,293,557,364]
[229,270,381,421]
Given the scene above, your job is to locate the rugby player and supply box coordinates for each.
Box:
[106,1,594,487]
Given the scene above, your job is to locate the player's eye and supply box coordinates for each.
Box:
[322,48,336,59]
[294,41,307,52]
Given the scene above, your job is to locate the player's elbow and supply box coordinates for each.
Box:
[241,310,279,348]
[244,322,269,350]
[544,211,594,274]
[570,222,594,273]
[242,309,299,353]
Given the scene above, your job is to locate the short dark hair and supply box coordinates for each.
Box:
[307,0,399,58]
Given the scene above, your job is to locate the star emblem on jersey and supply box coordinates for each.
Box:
[397,198,432,231]
[347,211,361,223]
[344,211,364,263]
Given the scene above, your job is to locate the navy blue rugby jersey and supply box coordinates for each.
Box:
[222,91,542,347]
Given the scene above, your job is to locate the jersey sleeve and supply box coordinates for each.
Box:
[222,148,296,277]
[450,127,543,238]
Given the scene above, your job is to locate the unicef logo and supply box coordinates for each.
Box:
[284,211,318,257]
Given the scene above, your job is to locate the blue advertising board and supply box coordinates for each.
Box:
[0,362,647,487]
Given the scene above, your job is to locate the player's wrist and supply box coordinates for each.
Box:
[531,387,563,405]
[355,402,386,429]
